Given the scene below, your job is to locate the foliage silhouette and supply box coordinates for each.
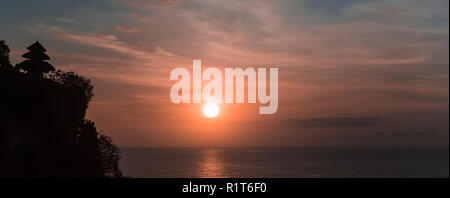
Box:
[0,41,122,177]
[0,40,12,69]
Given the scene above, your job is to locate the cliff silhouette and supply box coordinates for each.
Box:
[0,40,122,177]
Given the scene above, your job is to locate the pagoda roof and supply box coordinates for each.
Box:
[17,59,55,74]
[26,41,47,52]
[22,51,50,60]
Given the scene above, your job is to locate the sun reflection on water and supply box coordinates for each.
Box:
[197,148,226,178]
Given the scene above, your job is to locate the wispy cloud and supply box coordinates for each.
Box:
[25,22,173,60]
[285,117,383,128]
[3,0,447,146]
[115,25,140,33]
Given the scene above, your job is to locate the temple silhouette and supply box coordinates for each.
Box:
[17,41,55,77]
[0,40,122,177]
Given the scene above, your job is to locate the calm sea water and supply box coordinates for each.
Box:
[119,147,449,178]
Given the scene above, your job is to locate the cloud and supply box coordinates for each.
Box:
[55,17,81,25]
[115,25,140,33]
[23,22,183,85]
[92,78,167,101]
[347,87,449,103]
[90,78,169,117]
[285,117,383,128]
[5,0,447,146]
[111,0,179,10]
[25,22,174,60]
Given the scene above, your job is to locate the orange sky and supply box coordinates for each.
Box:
[3,0,449,147]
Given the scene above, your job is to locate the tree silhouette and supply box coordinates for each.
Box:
[16,41,55,77]
[0,41,122,177]
[0,40,12,69]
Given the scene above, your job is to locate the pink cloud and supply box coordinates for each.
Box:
[115,25,141,33]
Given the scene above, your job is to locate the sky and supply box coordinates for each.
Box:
[1,0,448,147]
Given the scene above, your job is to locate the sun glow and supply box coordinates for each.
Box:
[203,103,219,118]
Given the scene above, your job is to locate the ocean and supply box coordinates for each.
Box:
[119,147,449,178]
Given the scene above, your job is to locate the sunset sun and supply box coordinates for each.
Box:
[203,103,219,118]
